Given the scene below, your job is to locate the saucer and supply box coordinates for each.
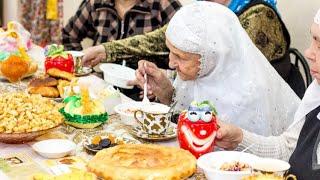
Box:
[131,122,177,141]
[75,67,92,77]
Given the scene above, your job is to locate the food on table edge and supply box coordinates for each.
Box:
[87,144,196,180]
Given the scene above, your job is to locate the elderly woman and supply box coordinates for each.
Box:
[130,2,300,136]
[82,0,306,98]
[216,8,320,180]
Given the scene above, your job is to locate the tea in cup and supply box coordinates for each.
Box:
[134,103,171,135]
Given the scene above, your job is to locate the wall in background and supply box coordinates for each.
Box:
[3,0,19,25]
[278,0,320,53]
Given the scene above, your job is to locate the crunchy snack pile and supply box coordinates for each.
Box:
[0,92,64,133]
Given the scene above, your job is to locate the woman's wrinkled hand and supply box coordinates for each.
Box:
[82,45,106,67]
[215,120,243,150]
[128,60,174,105]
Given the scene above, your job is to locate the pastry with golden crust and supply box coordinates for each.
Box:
[87,144,197,180]
[57,79,70,97]
[47,68,74,81]
[29,76,58,87]
[28,86,60,98]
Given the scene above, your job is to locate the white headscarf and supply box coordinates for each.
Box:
[166,2,300,136]
[290,9,320,128]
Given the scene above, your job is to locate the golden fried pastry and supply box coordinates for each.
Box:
[0,55,29,82]
[57,79,70,97]
[28,86,60,98]
[29,76,58,87]
[24,61,38,77]
[47,68,74,81]
[87,144,197,180]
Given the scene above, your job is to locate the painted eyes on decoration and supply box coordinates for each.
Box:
[188,111,200,122]
[187,111,212,122]
[201,111,212,122]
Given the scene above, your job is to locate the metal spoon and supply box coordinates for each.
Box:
[142,62,150,104]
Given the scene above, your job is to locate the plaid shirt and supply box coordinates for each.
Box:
[62,0,181,50]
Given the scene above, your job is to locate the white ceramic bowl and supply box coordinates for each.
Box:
[114,102,145,126]
[197,151,259,180]
[252,158,290,176]
[100,63,136,89]
[114,102,170,126]
[32,139,76,159]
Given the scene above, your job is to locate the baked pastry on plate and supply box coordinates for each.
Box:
[87,144,197,180]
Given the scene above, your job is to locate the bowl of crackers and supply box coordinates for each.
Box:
[0,92,64,143]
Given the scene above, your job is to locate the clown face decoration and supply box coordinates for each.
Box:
[177,101,218,158]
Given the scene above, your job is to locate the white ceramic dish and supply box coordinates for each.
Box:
[32,139,76,159]
[252,158,290,176]
[114,101,144,126]
[100,63,136,89]
[66,50,85,57]
[197,151,259,180]
[114,102,170,126]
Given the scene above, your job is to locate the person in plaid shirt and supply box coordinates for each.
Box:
[62,0,181,51]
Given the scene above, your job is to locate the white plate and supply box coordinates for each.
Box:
[66,51,84,57]
[197,151,259,180]
[32,139,76,159]
[100,63,136,89]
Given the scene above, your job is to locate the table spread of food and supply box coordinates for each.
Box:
[0,22,296,180]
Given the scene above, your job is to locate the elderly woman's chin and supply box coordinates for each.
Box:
[177,71,198,81]
[177,73,195,81]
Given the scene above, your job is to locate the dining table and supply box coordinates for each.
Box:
[0,45,206,180]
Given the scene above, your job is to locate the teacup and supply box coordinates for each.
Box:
[134,103,171,135]
[252,158,296,180]
[67,51,84,74]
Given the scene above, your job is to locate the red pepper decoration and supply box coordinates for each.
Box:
[44,44,74,73]
[177,101,218,158]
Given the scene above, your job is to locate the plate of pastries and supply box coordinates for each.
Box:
[28,44,76,99]
[0,92,64,143]
[87,144,197,180]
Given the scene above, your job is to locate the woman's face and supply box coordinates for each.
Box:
[166,40,201,81]
[305,23,320,84]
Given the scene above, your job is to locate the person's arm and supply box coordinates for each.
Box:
[62,1,95,50]
[237,119,304,161]
[159,0,182,26]
[102,24,169,63]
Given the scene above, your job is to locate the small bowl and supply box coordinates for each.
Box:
[100,63,136,89]
[197,151,258,180]
[114,102,144,126]
[32,139,76,159]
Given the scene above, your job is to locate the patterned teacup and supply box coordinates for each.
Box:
[134,104,171,135]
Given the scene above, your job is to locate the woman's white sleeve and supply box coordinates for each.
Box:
[237,118,305,161]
